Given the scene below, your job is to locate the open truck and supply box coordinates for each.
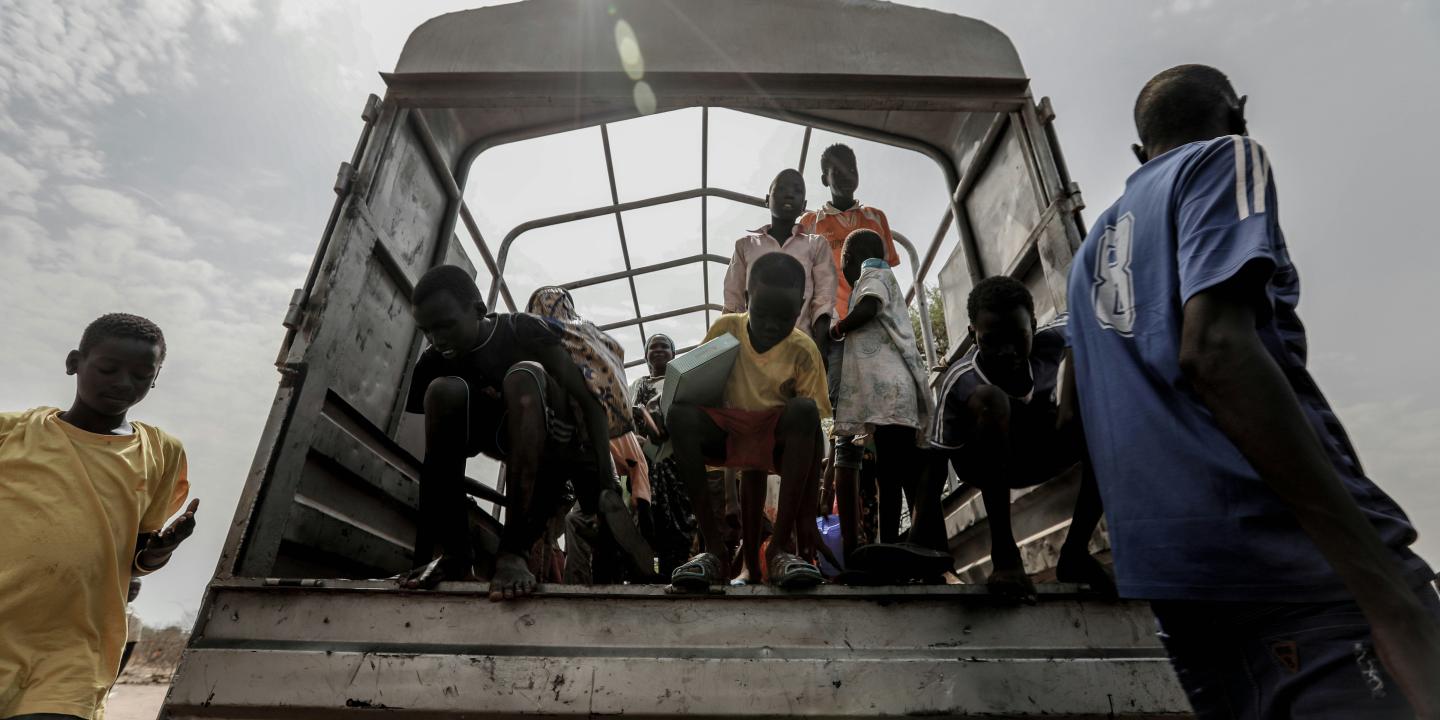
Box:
[162,1,1191,716]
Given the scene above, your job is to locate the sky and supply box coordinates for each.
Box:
[2,0,1438,626]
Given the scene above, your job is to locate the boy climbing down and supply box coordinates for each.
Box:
[723,167,837,346]
[1,313,197,720]
[828,230,949,581]
[670,253,831,590]
[931,277,1111,597]
[401,267,634,599]
[1069,64,1439,715]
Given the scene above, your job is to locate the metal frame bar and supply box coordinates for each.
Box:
[701,107,712,328]
[479,105,1034,360]
[490,187,765,305]
[598,304,723,332]
[599,124,648,346]
[560,254,731,291]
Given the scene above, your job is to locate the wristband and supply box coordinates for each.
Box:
[829,324,846,342]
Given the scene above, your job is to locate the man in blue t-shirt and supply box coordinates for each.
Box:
[1068,64,1439,717]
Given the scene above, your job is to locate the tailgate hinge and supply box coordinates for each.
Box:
[334,161,356,196]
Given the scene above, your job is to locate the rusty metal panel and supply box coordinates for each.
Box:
[964,125,1044,278]
[226,95,475,580]
[364,115,452,281]
[165,583,1187,718]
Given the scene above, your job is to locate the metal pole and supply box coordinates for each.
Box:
[892,231,937,368]
[599,124,647,346]
[701,106,712,328]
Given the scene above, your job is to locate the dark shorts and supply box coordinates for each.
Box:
[1151,583,1440,719]
[833,434,865,470]
[442,362,580,460]
[945,400,1076,487]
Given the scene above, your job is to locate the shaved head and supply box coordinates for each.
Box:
[1134,64,1243,156]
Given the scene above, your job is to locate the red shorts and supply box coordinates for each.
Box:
[701,407,785,472]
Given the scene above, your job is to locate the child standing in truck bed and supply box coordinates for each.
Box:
[723,168,837,348]
[827,230,949,580]
[1,313,198,720]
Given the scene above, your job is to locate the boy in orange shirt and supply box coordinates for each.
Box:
[799,143,902,322]
[801,144,903,551]
[1,313,197,720]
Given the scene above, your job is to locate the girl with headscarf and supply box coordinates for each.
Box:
[627,333,699,577]
[527,286,656,581]
[526,286,632,438]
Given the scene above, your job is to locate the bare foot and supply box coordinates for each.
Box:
[398,555,478,590]
[488,553,537,602]
[1056,551,1118,598]
[985,564,1036,599]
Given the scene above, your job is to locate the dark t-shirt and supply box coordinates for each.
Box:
[930,316,1068,450]
[405,313,561,414]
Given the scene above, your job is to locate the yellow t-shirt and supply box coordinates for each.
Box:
[0,407,188,719]
[704,314,832,419]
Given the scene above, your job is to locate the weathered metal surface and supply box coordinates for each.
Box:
[395,1,1026,82]
[164,583,1187,718]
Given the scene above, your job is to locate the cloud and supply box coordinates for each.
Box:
[0,150,42,213]
[0,0,297,627]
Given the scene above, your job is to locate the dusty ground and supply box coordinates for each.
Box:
[105,628,184,719]
[107,683,168,720]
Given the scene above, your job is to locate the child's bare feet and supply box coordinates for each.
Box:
[986,565,1036,598]
[398,555,478,590]
[488,553,536,601]
[1055,550,1118,598]
[985,548,1036,599]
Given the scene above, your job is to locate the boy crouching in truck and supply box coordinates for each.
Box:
[931,277,1113,598]
[669,253,831,590]
[1,313,198,720]
[401,266,632,600]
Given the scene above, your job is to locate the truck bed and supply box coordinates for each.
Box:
[163,581,1188,718]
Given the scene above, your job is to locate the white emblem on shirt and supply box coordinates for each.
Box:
[1092,212,1136,336]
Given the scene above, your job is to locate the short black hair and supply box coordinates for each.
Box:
[820,143,856,173]
[645,333,675,350]
[769,167,804,193]
[749,252,806,293]
[842,229,885,263]
[80,313,167,362]
[413,264,486,313]
[1134,64,1238,149]
[967,276,1034,323]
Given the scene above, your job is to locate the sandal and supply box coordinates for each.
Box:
[670,552,724,592]
[848,542,953,582]
[598,486,656,577]
[767,551,823,590]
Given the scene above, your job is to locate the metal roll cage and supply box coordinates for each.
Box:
[465,106,947,369]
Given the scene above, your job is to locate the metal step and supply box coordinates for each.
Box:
[163,580,1188,718]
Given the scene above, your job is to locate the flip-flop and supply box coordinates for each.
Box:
[670,552,724,592]
[767,551,823,590]
[598,487,656,577]
[397,556,475,590]
[849,542,953,582]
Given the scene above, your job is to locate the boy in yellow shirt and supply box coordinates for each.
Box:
[1,314,197,720]
[669,254,831,591]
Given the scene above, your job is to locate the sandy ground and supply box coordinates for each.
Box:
[106,683,168,720]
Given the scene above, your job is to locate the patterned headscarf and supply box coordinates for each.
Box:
[526,286,632,438]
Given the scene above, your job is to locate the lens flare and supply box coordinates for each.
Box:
[632,80,657,115]
[614,19,645,81]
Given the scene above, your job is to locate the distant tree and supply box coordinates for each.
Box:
[908,284,949,366]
